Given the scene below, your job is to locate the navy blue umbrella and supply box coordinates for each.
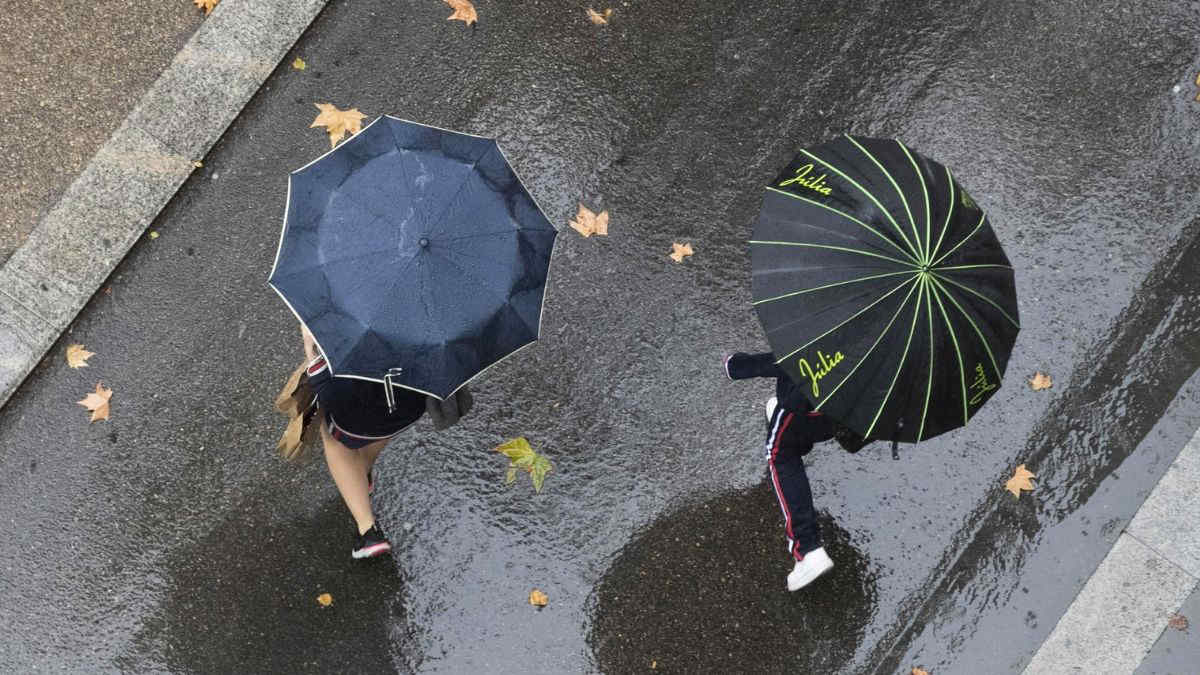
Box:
[268,116,557,400]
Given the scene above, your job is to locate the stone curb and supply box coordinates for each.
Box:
[1024,426,1200,674]
[0,0,328,409]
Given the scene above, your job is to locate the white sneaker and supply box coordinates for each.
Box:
[765,396,778,422]
[786,546,834,591]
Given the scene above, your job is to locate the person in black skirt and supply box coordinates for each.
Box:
[302,325,426,559]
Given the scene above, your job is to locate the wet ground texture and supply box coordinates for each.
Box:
[1,0,1199,672]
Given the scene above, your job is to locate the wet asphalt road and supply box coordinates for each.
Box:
[2,0,1199,672]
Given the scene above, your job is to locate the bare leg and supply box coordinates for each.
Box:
[320,423,388,535]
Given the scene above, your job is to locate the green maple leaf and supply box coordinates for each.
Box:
[495,436,553,493]
[530,455,553,493]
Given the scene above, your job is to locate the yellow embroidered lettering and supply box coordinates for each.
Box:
[778,163,833,196]
[796,350,844,398]
[968,362,996,406]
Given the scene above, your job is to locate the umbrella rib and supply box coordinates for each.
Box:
[432,249,537,337]
[926,165,957,264]
[752,269,917,306]
[896,140,932,265]
[843,135,925,263]
[763,186,920,265]
[937,263,1013,272]
[929,276,970,426]
[748,240,916,268]
[930,210,986,266]
[812,277,921,414]
[773,275,919,365]
[863,272,926,437]
[423,144,496,240]
[800,148,922,262]
[930,272,1020,329]
[929,274,1003,385]
[917,276,935,441]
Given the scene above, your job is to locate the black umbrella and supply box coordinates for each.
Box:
[750,135,1019,443]
[268,116,557,400]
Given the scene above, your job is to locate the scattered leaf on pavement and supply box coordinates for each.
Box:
[317,592,333,607]
[587,8,614,24]
[193,0,219,15]
[149,231,160,239]
[311,103,367,149]
[529,589,548,606]
[1029,371,1052,391]
[1168,613,1188,631]
[78,382,113,422]
[1005,464,1036,498]
[912,668,930,675]
[445,0,478,25]
[192,160,203,168]
[66,344,95,369]
[496,437,554,492]
[569,203,609,237]
[292,57,307,70]
[669,242,694,263]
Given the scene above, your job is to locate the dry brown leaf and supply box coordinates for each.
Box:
[669,242,694,263]
[445,0,477,25]
[316,592,333,607]
[1029,372,1052,391]
[77,382,113,423]
[529,589,548,606]
[1168,612,1189,631]
[1005,464,1036,498]
[587,8,614,24]
[66,344,95,369]
[311,103,367,149]
[193,0,219,15]
[912,668,930,675]
[569,203,610,237]
[292,57,307,71]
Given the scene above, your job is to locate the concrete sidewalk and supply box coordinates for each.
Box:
[1026,426,1200,674]
[0,0,202,264]
[0,0,327,408]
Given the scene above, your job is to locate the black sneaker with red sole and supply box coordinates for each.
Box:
[351,524,392,559]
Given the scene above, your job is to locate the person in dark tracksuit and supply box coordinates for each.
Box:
[725,351,837,591]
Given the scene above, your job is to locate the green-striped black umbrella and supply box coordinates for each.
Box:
[750,135,1020,444]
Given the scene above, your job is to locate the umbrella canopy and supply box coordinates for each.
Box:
[269,116,557,400]
[750,135,1019,443]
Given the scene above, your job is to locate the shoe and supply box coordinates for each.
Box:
[786,546,833,591]
[367,469,374,494]
[765,396,778,422]
[724,354,735,379]
[351,524,392,559]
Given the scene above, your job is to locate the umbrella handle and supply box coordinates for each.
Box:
[891,418,904,460]
[383,367,404,414]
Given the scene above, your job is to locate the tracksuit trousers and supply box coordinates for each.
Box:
[764,405,822,560]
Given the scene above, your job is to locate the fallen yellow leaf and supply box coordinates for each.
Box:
[445,0,477,25]
[77,382,113,423]
[191,160,203,168]
[311,103,367,149]
[529,589,548,606]
[912,668,930,675]
[587,8,614,24]
[65,344,95,369]
[292,57,307,71]
[193,0,219,15]
[669,242,694,263]
[569,203,609,237]
[496,437,554,493]
[317,592,333,607]
[1029,372,1052,391]
[1005,464,1035,498]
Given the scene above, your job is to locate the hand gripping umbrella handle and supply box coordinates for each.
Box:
[383,367,404,414]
